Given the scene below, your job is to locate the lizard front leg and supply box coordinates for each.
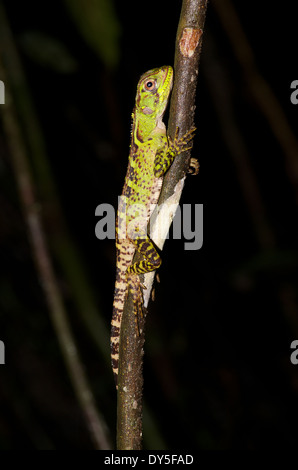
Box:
[154,126,196,178]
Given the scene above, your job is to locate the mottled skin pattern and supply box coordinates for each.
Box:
[111,66,195,386]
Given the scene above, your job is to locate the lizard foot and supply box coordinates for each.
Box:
[168,126,196,155]
[187,157,200,175]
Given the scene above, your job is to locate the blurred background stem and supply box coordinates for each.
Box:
[212,0,298,206]
[0,2,111,449]
[0,0,166,450]
[209,1,298,335]
[0,0,110,362]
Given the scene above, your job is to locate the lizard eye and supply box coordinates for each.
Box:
[144,80,156,91]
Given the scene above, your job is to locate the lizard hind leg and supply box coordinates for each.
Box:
[127,273,145,335]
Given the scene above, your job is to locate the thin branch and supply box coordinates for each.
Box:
[116,290,145,450]
[117,0,208,450]
[0,5,111,449]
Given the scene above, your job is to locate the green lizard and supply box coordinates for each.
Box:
[111,65,196,386]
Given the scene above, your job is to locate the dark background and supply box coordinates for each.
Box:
[1,0,298,449]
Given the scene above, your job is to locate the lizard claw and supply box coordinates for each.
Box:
[169,126,196,155]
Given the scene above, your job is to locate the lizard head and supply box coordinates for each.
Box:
[135,66,173,120]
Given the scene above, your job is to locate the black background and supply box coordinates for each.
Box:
[0,0,298,449]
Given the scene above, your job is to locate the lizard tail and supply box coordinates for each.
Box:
[111,265,128,388]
